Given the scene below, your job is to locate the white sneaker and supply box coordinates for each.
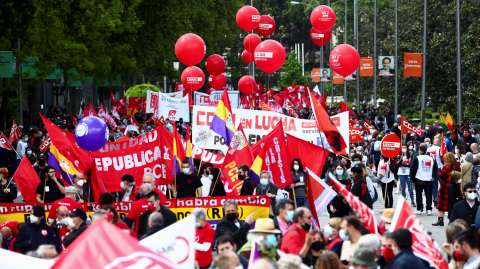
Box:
[427,210,432,216]
[414,210,422,215]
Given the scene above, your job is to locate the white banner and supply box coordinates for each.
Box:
[192,105,349,152]
[194,91,240,108]
[146,90,183,113]
[140,215,195,269]
[158,92,190,122]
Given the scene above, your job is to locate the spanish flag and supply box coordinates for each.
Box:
[248,145,267,186]
[186,124,194,173]
[211,88,235,146]
[48,142,81,185]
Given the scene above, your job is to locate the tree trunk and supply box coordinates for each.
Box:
[0,78,12,131]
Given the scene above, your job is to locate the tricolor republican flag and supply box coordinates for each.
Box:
[306,168,336,228]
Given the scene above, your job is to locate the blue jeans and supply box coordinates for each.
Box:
[432,172,441,203]
[399,175,414,203]
[296,198,309,209]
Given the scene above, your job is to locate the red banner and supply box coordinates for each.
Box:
[363,119,372,133]
[39,135,52,153]
[9,121,22,143]
[401,116,425,136]
[359,58,374,77]
[286,134,328,177]
[349,127,363,142]
[0,133,14,150]
[404,53,423,77]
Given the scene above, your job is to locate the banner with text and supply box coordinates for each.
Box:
[194,91,240,108]
[360,58,374,77]
[404,53,422,77]
[146,91,183,113]
[158,92,190,122]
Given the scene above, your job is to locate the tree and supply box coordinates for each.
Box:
[277,51,309,88]
[125,84,161,98]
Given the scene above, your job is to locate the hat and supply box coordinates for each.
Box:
[121,174,134,183]
[37,153,46,159]
[68,208,87,221]
[351,167,363,174]
[249,218,281,234]
[380,208,395,224]
[410,133,416,137]
[65,186,77,194]
[350,247,377,268]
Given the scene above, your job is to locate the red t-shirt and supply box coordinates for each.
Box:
[126,198,148,233]
[195,223,215,267]
[152,187,167,205]
[0,220,19,237]
[47,197,85,223]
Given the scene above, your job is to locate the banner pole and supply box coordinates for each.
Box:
[197,129,212,175]
[384,158,390,209]
[292,187,298,209]
[210,171,221,196]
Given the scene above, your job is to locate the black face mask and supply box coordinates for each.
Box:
[226,213,238,222]
[238,174,246,180]
[302,222,311,231]
[39,160,46,166]
[310,240,324,251]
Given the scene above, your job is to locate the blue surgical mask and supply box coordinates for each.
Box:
[182,168,190,174]
[146,183,152,188]
[350,153,354,157]
[208,174,214,180]
[27,151,32,155]
[336,170,344,176]
[25,137,28,142]
[265,234,276,247]
[339,229,349,240]
[426,142,430,146]
[195,222,201,228]
[352,161,359,166]
[260,179,269,186]
[285,210,294,222]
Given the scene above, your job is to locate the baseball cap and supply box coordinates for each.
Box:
[68,208,87,221]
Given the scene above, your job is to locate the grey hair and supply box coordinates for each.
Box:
[358,234,381,252]
[259,170,271,179]
[356,146,364,152]
[143,173,155,182]
[26,251,39,257]
[466,152,474,163]
[149,212,163,225]
[192,208,207,221]
[127,181,135,187]
[92,209,107,222]
[36,244,56,258]
[277,254,302,269]
[223,199,238,211]
[139,183,152,196]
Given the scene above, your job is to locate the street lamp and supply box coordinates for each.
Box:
[290,1,315,9]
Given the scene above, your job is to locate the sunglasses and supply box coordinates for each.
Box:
[467,190,477,193]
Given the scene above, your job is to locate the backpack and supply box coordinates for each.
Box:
[374,141,381,151]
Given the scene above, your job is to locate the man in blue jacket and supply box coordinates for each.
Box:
[387,228,429,269]
[13,204,57,254]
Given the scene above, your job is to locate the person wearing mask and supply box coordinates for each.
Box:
[16,133,28,158]
[459,129,476,153]
[0,220,19,252]
[13,205,57,254]
[214,235,249,269]
[33,154,47,181]
[216,199,255,249]
[142,173,167,204]
[339,216,363,263]
[410,143,438,216]
[62,208,89,247]
[289,158,308,209]
[199,162,214,197]
[114,127,124,141]
[237,218,280,261]
[165,118,174,133]
[377,232,394,269]
[434,152,461,226]
[122,184,151,233]
[236,164,255,196]
[397,145,415,207]
[139,212,163,240]
[448,171,464,218]
[25,146,36,164]
[452,229,480,269]
[427,138,443,207]
[50,205,71,253]
[192,208,215,269]
[299,230,326,267]
[70,173,87,203]
[350,167,373,209]
[47,186,84,224]
[137,192,177,239]
[445,132,454,152]
[370,134,383,171]
[172,159,202,198]
[0,167,17,203]
[378,155,396,209]
[209,168,226,197]
[328,164,351,218]
[325,217,344,257]
[356,146,369,166]
[36,166,66,203]
[273,199,294,236]
[409,133,421,152]
[322,152,339,184]
[389,229,426,269]
[119,174,139,202]
[449,183,480,229]
[253,171,283,216]
[280,207,311,255]
[461,153,475,190]
[104,205,137,238]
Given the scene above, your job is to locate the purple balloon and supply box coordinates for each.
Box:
[75,116,108,152]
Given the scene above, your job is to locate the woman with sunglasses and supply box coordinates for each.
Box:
[434,153,461,226]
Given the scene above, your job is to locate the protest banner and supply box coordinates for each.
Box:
[157,92,190,122]
[349,127,363,143]
[39,135,52,153]
[194,91,240,108]
[404,53,423,77]
[146,90,183,113]
[192,105,349,153]
[401,116,425,136]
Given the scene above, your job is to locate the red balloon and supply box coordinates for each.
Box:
[256,15,276,37]
[209,74,226,90]
[241,50,254,64]
[310,28,332,47]
[205,54,225,76]
[175,33,206,66]
[254,40,286,74]
[236,6,260,32]
[238,76,256,95]
[310,5,336,32]
[181,66,205,91]
[243,34,262,53]
[329,44,360,77]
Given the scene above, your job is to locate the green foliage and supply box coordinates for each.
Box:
[277,51,309,88]
[125,84,161,98]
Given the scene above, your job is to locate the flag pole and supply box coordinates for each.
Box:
[210,171,221,196]
[292,187,298,209]
[197,129,212,175]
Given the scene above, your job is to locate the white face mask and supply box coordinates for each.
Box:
[120,182,125,189]
[409,146,413,150]
[293,164,300,171]
[458,179,462,184]
[30,215,39,224]
[455,149,459,154]
[76,180,84,187]
[467,192,477,200]
[402,148,407,153]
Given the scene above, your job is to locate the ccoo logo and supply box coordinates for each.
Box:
[311,33,325,39]
[187,77,203,82]
[255,52,273,58]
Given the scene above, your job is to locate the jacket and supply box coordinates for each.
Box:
[471,166,480,187]
[137,205,177,239]
[210,178,226,197]
[386,247,429,269]
[216,216,251,249]
[13,217,57,254]
[449,199,480,229]
[447,183,463,214]
[461,161,474,189]
[119,185,140,202]
[139,224,163,240]
[0,181,18,203]
[63,222,89,247]
[280,223,308,255]
[409,152,438,183]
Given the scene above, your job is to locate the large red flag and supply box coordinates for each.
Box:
[390,196,448,269]
[401,116,425,136]
[9,121,22,143]
[14,155,41,204]
[89,103,98,117]
[286,134,328,177]
[260,101,275,112]
[0,133,14,150]
[308,90,347,155]
[340,101,358,119]
[319,94,328,112]
[283,99,299,118]
[83,106,89,117]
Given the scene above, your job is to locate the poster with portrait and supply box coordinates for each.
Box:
[344,71,356,81]
[319,68,331,82]
[378,56,395,76]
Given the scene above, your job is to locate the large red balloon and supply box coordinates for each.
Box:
[209,74,226,90]
[244,34,262,53]
[254,40,286,74]
[310,5,336,32]
[175,33,206,67]
[310,28,332,47]
[329,44,360,77]
[256,15,276,37]
[181,66,205,91]
[241,50,254,64]
[238,76,256,95]
[236,6,260,32]
[205,54,225,76]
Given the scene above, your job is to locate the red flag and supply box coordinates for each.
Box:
[240,95,252,109]
[110,90,115,103]
[39,135,52,153]
[283,99,299,118]
[89,103,98,117]
[286,134,328,177]
[340,101,358,119]
[283,85,296,94]
[69,114,77,126]
[331,178,378,235]
[9,121,22,143]
[98,102,106,121]
[51,218,176,269]
[90,166,108,202]
[401,116,425,136]
[295,85,308,94]
[14,155,41,204]
[83,106,89,117]
[105,107,117,128]
[349,127,363,142]
[0,133,14,150]
[311,90,321,100]
[440,133,447,159]
[319,94,327,112]
[390,196,449,269]
[270,101,284,114]
[130,116,142,129]
[260,101,274,112]
[363,119,372,133]
[112,105,121,121]
[308,90,347,155]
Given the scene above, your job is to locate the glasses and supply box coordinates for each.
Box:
[467,190,477,193]
[303,216,312,220]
